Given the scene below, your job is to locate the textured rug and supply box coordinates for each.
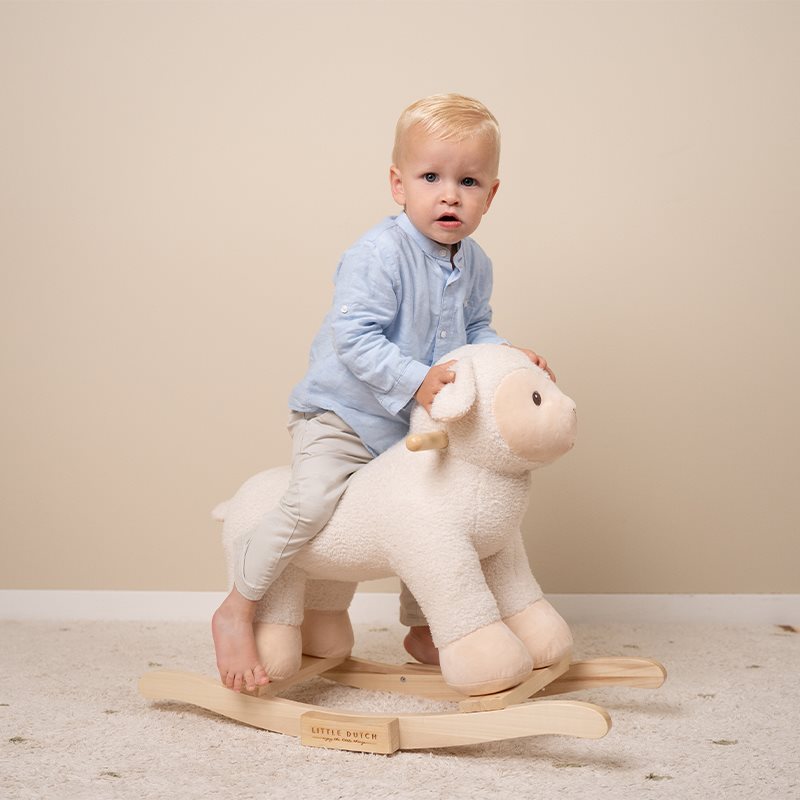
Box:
[1,619,797,799]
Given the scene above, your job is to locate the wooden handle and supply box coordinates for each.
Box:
[405,430,449,452]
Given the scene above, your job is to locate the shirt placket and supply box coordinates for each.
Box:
[433,259,462,361]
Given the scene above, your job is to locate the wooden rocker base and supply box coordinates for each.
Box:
[139,654,666,754]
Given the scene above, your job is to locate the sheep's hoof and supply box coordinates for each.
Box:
[301,609,354,658]
[504,599,574,669]
[439,621,532,696]
[254,622,303,680]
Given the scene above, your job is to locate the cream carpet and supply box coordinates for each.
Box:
[1,619,797,799]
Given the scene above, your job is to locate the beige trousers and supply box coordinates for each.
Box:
[235,411,426,626]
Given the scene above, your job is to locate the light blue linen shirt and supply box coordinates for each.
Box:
[288,213,506,455]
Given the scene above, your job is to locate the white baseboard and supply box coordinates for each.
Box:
[0,590,797,625]
[546,593,799,625]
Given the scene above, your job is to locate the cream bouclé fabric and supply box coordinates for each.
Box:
[215,344,577,687]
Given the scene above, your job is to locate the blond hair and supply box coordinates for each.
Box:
[392,93,501,174]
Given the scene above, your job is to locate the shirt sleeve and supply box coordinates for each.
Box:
[329,243,430,415]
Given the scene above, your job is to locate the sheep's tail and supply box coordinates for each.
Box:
[211,501,230,522]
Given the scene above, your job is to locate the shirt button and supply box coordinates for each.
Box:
[440,330,448,338]
[439,249,448,258]
[340,304,349,313]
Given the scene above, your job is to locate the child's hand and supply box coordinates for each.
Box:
[415,360,457,413]
[506,345,557,382]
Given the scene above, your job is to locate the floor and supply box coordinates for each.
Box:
[1,619,798,799]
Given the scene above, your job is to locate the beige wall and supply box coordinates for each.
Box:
[2,1,798,593]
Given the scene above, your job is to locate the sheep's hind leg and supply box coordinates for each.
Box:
[301,579,357,658]
[398,584,440,665]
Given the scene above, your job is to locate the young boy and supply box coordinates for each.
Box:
[213,93,555,693]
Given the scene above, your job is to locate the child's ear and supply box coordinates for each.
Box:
[430,358,477,422]
[389,165,405,206]
[483,178,500,214]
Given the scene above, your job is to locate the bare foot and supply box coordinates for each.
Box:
[211,587,270,692]
[403,625,440,665]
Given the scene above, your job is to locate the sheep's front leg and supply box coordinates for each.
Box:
[394,545,532,696]
[481,534,573,668]
[249,564,305,680]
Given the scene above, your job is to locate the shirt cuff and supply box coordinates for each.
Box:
[378,359,430,416]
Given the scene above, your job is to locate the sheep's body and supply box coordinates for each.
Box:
[227,457,530,579]
[220,446,533,646]
[217,343,577,693]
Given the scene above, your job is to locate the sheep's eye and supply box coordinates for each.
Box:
[532,391,542,406]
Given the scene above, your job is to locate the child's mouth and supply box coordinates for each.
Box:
[436,215,461,228]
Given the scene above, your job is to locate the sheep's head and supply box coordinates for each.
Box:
[408,344,577,474]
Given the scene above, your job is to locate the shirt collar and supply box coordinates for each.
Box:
[396,212,462,264]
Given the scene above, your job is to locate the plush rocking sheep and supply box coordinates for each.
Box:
[214,343,577,696]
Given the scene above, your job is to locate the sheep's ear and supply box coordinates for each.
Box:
[429,358,476,421]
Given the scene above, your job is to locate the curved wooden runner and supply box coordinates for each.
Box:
[138,654,665,753]
[323,656,667,703]
[139,670,610,752]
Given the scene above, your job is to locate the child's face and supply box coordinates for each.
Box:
[390,127,500,248]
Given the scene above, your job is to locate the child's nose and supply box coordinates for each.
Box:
[440,184,460,204]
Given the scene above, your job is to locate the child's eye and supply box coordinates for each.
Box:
[461,177,477,187]
[423,173,438,183]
